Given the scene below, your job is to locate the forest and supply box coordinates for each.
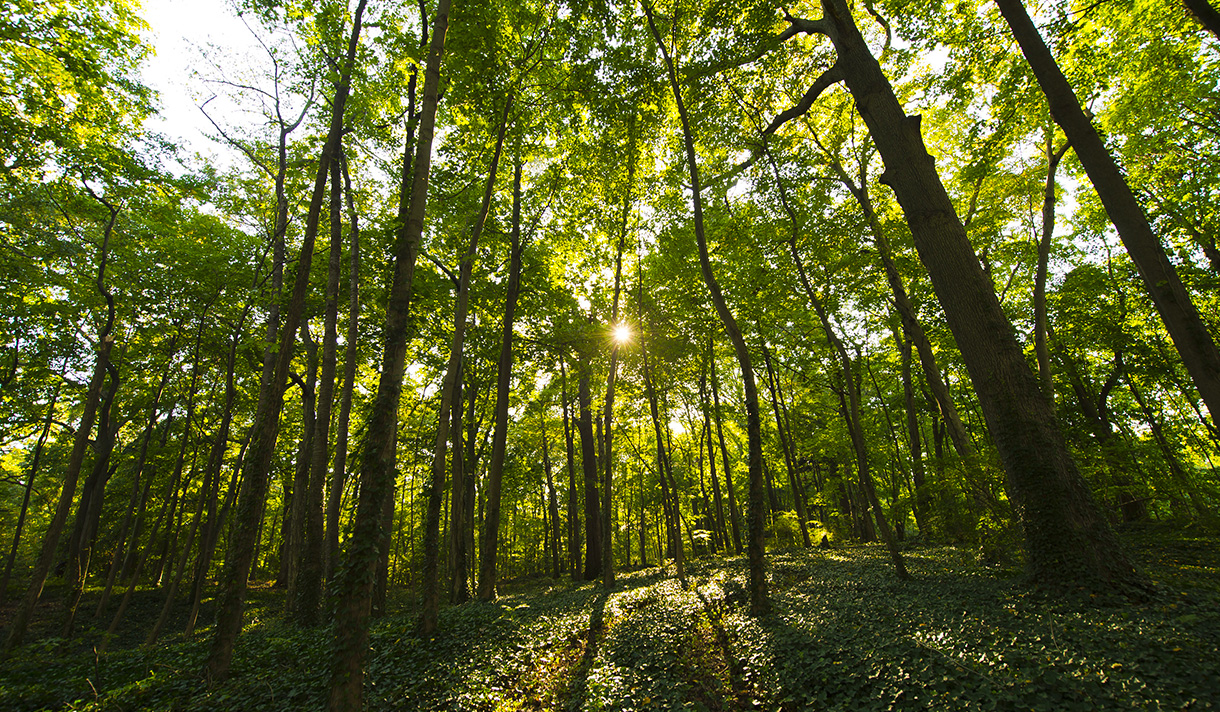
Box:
[1,0,1218,708]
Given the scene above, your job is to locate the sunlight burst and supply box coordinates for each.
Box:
[613,324,631,344]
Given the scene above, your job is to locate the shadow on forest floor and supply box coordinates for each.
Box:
[1,524,1218,710]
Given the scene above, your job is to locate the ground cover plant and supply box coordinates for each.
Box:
[1,525,1215,710]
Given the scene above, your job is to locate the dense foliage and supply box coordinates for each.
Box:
[1,0,1219,706]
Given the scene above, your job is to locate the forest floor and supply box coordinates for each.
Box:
[1,523,1217,711]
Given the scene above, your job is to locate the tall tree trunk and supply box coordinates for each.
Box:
[186,307,251,639]
[601,129,634,589]
[325,153,362,584]
[327,0,446,704]
[561,361,581,577]
[995,0,1220,432]
[94,340,177,618]
[477,150,522,603]
[700,374,728,550]
[295,154,346,627]
[421,94,512,632]
[899,331,931,536]
[761,344,810,547]
[708,344,742,554]
[578,354,602,581]
[642,341,684,583]
[780,0,1143,591]
[542,409,562,579]
[205,0,367,683]
[1035,130,1069,403]
[282,323,318,593]
[645,2,767,613]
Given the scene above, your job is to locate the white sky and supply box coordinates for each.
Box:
[139,0,259,167]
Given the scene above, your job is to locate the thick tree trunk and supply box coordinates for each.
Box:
[645,2,768,614]
[782,0,1144,592]
[1183,0,1220,38]
[206,0,366,683]
[327,0,445,705]
[994,0,1220,433]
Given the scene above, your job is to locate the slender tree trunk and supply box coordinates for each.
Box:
[295,155,346,627]
[325,154,362,584]
[327,1,446,704]
[899,332,931,536]
[206,1,366,682]
[185,309,249,640]
[995,0,1220,432]
[700,375,728,550]
[761,344,810,547]
[283,323,318,593]
[477,146,522,603]
[708,344,742,554]
[421,95,512,631]
[578,354,602,581]
[646,0,767,613]
[561,361,581,577]
[542,409,562,578]
[1035,130,1069,402]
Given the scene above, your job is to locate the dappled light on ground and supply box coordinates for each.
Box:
[1,530,1217,710]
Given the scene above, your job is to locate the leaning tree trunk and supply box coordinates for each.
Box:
[779,0,1144,592]
[205,0,367,683]
[645,2,768,615]
[994,0,1220,433]
[327,0,446,706]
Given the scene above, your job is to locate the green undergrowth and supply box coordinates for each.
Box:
[1,527,1216,710]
